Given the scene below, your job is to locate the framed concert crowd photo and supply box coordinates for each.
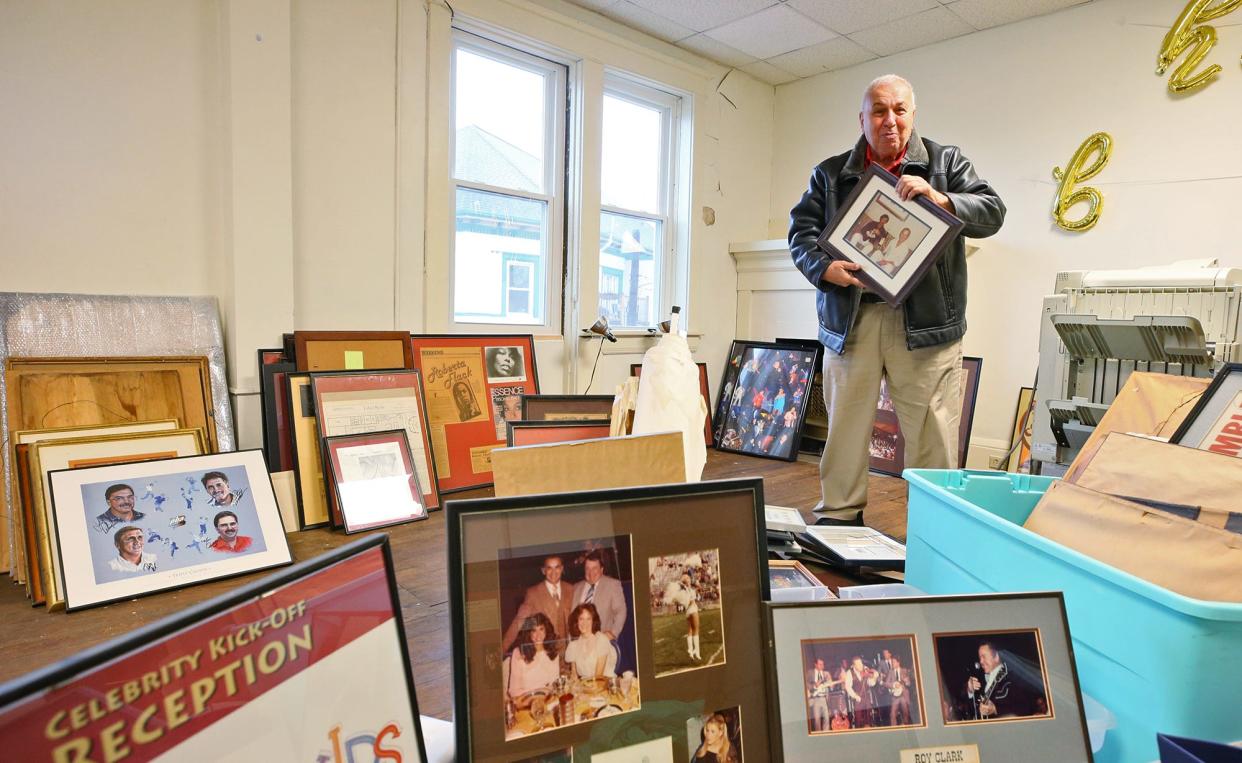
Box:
[0,535,428,762]
[870,356,983,476]
[410,334,540,493]
[713,340,818,461]
[765,593,1093,762]
[815,165,965,307]
[47,450,292,611]
[447,479,772,762]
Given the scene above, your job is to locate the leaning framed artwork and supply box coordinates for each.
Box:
[869,356,982,476]
[0,535,428,762]
[322,429,428,533]
[447,479,772,762]
[410,334,540,493]
[520,394,614,423]
[292,330,414,372]
[630,362,713,446]
[1170,363,1242,456]
[713,340,818,461]
[765,592,1092,762]
[47,449,292,610]
[505,420,613,447]
[815,165,964,307]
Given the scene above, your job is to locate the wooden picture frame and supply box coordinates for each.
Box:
[505,419,613,447]
[292,330,414,372]
[322,430,428,533]
[285,373,329,529]
[1169,362,1242,455]
[447,479,772,761]
[310,369,441,512]
[0,535,428,763]
[629,363,713,446]
[1007,387,1036,473]
[520,394,614,423]
[409,334,540,493]
[765,593,1092,762]
[815,165,965,307]
[869,356,983,476]
[713,340,818,461]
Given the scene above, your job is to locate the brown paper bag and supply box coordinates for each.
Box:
[1067,432,1242,530]
[491,431,684,497]
[1063,372,1209,482]
[1025,481,1242,602]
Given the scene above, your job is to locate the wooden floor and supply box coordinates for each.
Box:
[0,450,907,720]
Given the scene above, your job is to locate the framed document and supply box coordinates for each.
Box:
[322,429,428,533]
[815,165,964,307]
[505,420,613,447]
[409,334,540,493]
[630,362,713,446]
[766,593,1092,762]
[520,394,614,423]
[1170,362,1242,456]
[311,369,441,511]
[713,340,818,461]
[48,449,292,610]
[447,479,772,762]
[0,535,427,762]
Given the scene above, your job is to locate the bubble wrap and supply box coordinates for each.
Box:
[0,292,236,566]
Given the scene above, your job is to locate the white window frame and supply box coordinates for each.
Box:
[448,30,568,334]
[598,73,681,330]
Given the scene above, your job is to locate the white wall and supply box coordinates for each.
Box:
[767,0,1242,452]
[1,0,775,447]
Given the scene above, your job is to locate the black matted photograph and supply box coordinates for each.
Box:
[932,628,1054,725]
[714,340,818,461]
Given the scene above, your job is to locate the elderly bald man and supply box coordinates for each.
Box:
[789,75,1006,525]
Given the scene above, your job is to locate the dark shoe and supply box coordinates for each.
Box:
[813,513,864,527]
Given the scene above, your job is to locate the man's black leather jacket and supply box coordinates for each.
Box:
[788,131,1006,354]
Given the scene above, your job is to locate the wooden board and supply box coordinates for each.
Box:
[293,331,414,372]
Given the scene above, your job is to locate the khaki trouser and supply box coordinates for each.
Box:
[818,303,962,516]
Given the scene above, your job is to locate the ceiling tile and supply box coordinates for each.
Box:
[600,1,695,42]
[945,0,1089,30]
[768,36,876,76]
[786,0,940,35]
[677,34,758,68]
[739,59,800,86]
[563,0,621,11]
[848,6,976,57]
[626,0,778,33]
[706,4,836,60]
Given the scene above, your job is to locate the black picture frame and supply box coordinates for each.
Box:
[519,394,614,422]
[713,339,819,461]
[869,356,983,476]
[815,165,965,307]
[505,419,613,447]
[260,356,296,473]
[446,479,772,762]
[1169,363,1242,452]
[0,536,428,761]
[322,428,429,533]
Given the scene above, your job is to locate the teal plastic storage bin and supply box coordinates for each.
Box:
[904,469,1242,763]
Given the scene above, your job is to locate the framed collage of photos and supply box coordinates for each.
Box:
[47,449,292,610]
[447,479,772,762]
[765,593,1092,762]
[506,420,613,448]
[410,334,540,493]
[815,165,965,307]
[521,394,614,423]
[714,340,818,461]
[322,430,428,533]
[870,356,983,476]
[630,362,714,446]
[1170,362,1242,455]
[0,536,427,762]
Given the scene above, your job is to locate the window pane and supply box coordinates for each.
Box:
[455,187,546,324]
[599,211,660,328]
[454,48,547,193]
[601,93,662,214]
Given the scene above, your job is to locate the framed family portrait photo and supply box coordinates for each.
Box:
[815,165,964,307]
[765,592,1092,762]
[47,450,292,610]
[447,479,772,762]
[1170,363,1242,455]
[714,340,818,461]
[322,429,428,533]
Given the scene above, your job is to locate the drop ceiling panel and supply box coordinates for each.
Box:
[786,0,941,36]
[848,6,977,57]
[706,4,837,60]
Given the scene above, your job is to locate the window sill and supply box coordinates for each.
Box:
[577,330,702,354]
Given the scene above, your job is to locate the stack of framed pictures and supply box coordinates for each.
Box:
[0,536,427,761]
[766,593,1092,762]
[447,479,772,762]
[506,420,613,448]
[257,348,296,473]
[629,363,713,446]
[869,357,983,476]
[521,394,614,422]
[713,340,819,461]
[410,335,540,493]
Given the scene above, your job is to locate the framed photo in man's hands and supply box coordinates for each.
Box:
[816,165,964,307]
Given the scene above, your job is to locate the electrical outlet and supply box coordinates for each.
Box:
[988,455,1004,470]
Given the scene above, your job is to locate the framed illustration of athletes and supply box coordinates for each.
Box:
[0,535,428,762]
[765,593,1092,762]
[713,340,818,462]
[869,356,983,476]
[410,334,540,493]
[447,479,773,763]
[47,450,292,610]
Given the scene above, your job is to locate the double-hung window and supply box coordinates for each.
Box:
[450,32,566,330]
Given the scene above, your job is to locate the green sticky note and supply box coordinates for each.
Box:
[343,350,364,370]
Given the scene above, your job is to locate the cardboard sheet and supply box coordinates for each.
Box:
[491,431,684,497]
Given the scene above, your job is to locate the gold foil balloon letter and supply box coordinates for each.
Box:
[1052,132,1113,233]
[1156,0,1242,93]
